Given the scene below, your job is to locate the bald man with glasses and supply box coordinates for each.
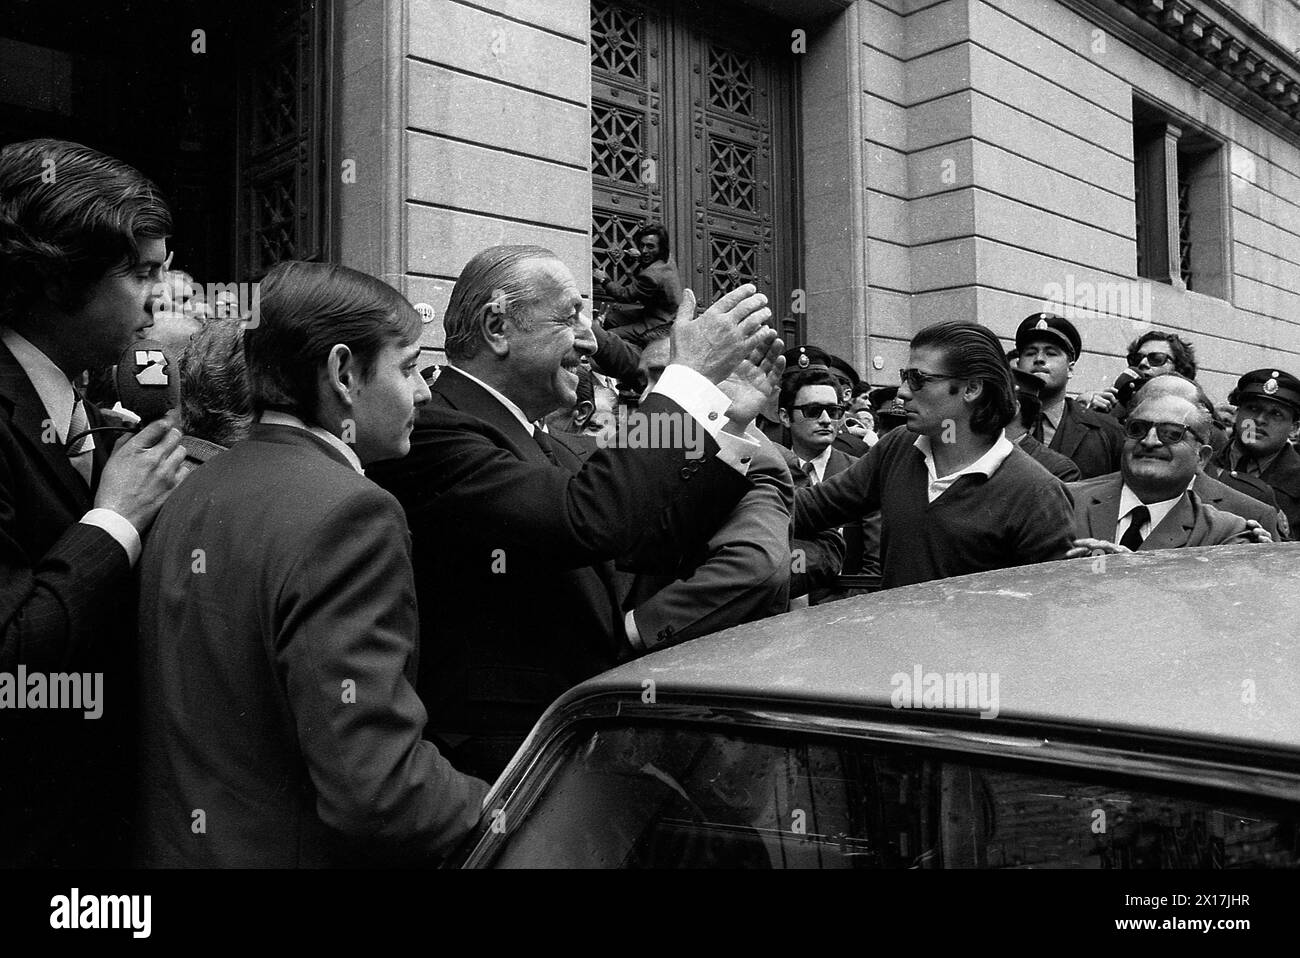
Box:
[1066,394,1253,557]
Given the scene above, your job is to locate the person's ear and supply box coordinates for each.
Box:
[481,303,512,358]
[778,407,792,428]
[1066,358,1076,381]
[1196,442,1213,469]
[571,400,595,431]
[324,343,357,407]
[962,379,984,404]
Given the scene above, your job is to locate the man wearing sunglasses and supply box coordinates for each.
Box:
[794,321,1074,590]
[1065,394,1252,556]
[778,367,858,602]
[1013,313,1124,478]
[1214,368,1300,537]
[1085,330,1198,418]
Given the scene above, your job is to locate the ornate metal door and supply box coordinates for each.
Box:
[590,0,799,336]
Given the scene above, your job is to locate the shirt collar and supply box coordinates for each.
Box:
[1,327,76,441]
[259,410,365,475]
[448,362,536,436]
[799,444,833,481]
[1117,482,1187,535]
[914,430,1015,483]
[1230,441,1281,475]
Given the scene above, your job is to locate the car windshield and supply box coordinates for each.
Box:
[483,722,1300,868]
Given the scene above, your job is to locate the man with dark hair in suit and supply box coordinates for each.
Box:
[592,223,682,348]
[777,366,853,603]
[795,321,1074,589]
[368,245,783,781]
[0,138,188,866]
[1066,394,1252,556]
[135,261,488,867]
[1014,312,1124,478]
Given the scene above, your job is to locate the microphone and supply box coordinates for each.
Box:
[114,339,181,426]
[1112,367,1142,407]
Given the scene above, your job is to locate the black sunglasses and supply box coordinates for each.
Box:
[791,402,845,420]
[1124,418,1205,446]
[1129,351,1172,368]
[900,368,959,391]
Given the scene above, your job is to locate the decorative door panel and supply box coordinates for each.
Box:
[590,0,798,331]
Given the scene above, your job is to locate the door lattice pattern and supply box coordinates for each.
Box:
[592,209,645,279]
[708,44,755,117]
[591,102,645,185]
[591,0,643,79]
[709,235,758,300]
[708,138,757,212]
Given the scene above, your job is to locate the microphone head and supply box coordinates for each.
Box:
[1113,368,1142,407]
[115,339,181,426]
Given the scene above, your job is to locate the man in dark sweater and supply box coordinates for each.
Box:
[793,321,1075,589]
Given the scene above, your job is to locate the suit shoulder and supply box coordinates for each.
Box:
[1197,498,1250,536]
[1068,399,1124,434]
[1065,473,1118,497]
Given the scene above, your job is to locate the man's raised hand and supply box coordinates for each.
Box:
[720,333,785,429]
[669,284,772,385]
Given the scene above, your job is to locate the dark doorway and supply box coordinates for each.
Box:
[0,0,332,286]
[589,0,803,343]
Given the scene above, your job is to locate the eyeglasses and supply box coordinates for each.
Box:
[790,402,845,420]
[1129,351,1173,368]
[1124,418,1206,446]
[900,368,959,391]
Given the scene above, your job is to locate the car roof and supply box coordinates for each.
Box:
[571,544,1300,751]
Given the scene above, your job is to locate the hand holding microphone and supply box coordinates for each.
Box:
[1090,367,1142,414]
[85,340,188,533]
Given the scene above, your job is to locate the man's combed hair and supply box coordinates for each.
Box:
[442,244,557,361]
[243,261,421,420]
[910,320,1017,436]
[1128,329,1197,378]
[779,368,839,411]
[0,138,171,320]
[181,317,253,447]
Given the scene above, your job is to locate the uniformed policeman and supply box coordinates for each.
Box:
[1216,368,1300,536]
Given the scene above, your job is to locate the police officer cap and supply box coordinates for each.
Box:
[1015,312,1081,362]
[1230,368,1300,415]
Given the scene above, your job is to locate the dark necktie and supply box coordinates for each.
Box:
[1119,505,1149,551]
[532,428,560,466]
[67,390,96,488]
[800,460,817,486]
[1031,412,1045,443]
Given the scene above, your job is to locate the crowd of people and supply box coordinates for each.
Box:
[2,138,1296,868]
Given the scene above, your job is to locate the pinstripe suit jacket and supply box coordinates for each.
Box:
[0,340,135,866]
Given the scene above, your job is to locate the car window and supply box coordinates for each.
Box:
[480,722,1300,868]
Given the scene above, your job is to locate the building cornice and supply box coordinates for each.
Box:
[1061,0,1300,142]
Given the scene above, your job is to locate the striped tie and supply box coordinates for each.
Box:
[67,393,96,488]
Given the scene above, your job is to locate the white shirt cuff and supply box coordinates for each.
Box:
[652,364,731,439]
[81,509,142,567]
[625,609,644,651]
[652,363,757,476]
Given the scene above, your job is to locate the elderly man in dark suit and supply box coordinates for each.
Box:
[1014,313,1124,478]
[135,262,487,867]
[0,139,188,867]
[368,245,782,781]
[1066,394,1252,557]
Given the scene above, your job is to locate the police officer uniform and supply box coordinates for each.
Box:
[1215,368,1300,538]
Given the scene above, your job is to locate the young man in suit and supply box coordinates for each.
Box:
[778,366,856,603]
[1066,394,1252,556]
[367,244,783,781]
[591,223,683,348]
[135,262,488,866]
[0,138,188,866]
[1014,312,1124,478]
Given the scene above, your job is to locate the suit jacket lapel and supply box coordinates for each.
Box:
[1085,481,1122,540]
[1051,400,1084,460]
[1141,492,1195,550]
[0,342,93,512]
[431,366,550,466]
